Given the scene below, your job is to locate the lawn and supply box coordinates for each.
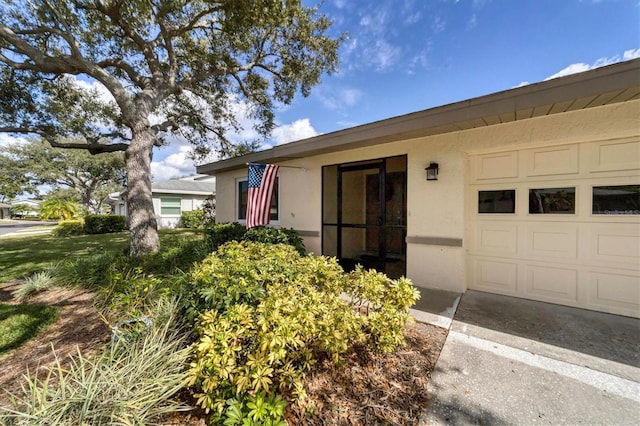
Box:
[0,229,205,283]
[0,302,59,355]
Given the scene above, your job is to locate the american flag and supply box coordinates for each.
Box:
[246,163,279,228]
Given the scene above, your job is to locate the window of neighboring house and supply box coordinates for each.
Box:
[237,177,279,222]
[160,197,181,215]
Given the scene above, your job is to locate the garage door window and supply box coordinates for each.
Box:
[592,185,640,215]
[478,190,516,213]
[529,187,575,214]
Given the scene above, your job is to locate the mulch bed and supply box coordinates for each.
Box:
[0,281,448,424]
[286,322,447,425]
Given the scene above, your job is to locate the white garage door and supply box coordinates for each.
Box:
[466,137,640,318]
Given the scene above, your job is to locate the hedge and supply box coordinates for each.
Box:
[84,215,127,234]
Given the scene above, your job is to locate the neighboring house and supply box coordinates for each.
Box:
[106,175,215,229]
[197,59,640,319]
[10,199,41,218]
[0,203,10,219]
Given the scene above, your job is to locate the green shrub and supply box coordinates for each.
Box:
[204,223,305,255]
[141,237,211,277]
[83,214,127,234]
[205,222,247,250]
[1,300,191,426]
[180,209,205,229]
[344,266,420,353]
[244,226,306,255]
[52,219,85,237]
[185,241,419,419]
[215,392,287,426]
[96,267,173,320]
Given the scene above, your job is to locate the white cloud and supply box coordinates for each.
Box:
[545,48,640,80]
[271,119,318,145]
[431,15,446,33]
[404,12,421,24]
[359,10,388,34]
[467,13,478,29]
[333,0,347,9]
[151,145,197,181]
[368,39,402,71]
[0,133,28,148]
[69,76,116,104]
[623,48,640,60]
[317,87,363,111]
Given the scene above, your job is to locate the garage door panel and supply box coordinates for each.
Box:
[525,144,579,177]
[524,223,578,259]
[587,223,640,265]
[525,265,578,304]
[472,258,518,294]
[474,223,517,255]
[473,151,518,181]
[588,139,640,172]
[588,271,640,316]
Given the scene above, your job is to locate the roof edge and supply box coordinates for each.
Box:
[197,58,640,175]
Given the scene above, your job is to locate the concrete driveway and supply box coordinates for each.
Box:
[415,289,640,425]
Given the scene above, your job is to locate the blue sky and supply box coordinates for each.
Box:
[170,0,638,181]
[272,0,639,137]
[2,0,638,182]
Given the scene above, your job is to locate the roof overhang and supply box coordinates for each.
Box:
[152,189,214,196]
[197,59,640,175]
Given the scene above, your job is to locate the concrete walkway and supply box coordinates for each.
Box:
[414,289,640,425]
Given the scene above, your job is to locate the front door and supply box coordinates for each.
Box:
[322,155,407,279]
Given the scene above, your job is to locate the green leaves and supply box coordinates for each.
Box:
[186,241,420,422]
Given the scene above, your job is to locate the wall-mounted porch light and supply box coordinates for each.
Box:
[425,162,439,181]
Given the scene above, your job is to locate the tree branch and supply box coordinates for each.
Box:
[96,58,150,88]
[47,138,130,155]
[0,127,130,154]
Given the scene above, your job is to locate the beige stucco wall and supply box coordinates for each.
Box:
[213,100,640,293]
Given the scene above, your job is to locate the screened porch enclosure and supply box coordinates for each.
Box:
[322,155,407,279]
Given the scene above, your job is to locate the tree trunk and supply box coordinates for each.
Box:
[125,123,159,256]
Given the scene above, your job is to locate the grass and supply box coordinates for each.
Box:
[0,303,59,355]
[0,230,205,284]
[0,232,129,283]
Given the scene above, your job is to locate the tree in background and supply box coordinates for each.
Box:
[0,1,341,255]
[1,139,125,214]
[39,197,80,220]
[0,152,38,202]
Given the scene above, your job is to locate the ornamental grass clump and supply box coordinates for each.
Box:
[185,241,420,423]
[11,270,58,302]
[0,299,192,426]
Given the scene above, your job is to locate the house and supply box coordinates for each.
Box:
[0,203,10,219]
[106,175,215,228]
[197,59,640,319]
[9,199,41,218]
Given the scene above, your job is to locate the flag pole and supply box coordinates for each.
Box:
[246,162,306,170]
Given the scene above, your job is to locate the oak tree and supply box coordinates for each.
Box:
[1,138,125,213]
[0,0,341,255]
